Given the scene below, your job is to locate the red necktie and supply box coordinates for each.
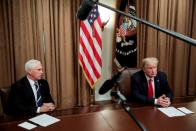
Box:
[148,79,153,98]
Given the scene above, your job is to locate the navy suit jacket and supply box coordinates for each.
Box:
[9,76,54,116]
[131,70,173,105]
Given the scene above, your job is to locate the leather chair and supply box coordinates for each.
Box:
[117,68,140,101]
[0,87,11,115]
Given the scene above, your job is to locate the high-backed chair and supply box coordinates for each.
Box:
[117,68,140,101]
[0,87,11,115]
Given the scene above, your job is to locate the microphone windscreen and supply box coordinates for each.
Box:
[76,0,95,20]
[99,80,114,95]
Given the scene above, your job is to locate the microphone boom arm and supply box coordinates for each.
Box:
[95,1,196,46]
[114,91,147,131]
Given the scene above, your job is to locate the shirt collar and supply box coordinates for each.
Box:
[145,74,154,81]
[27,76,36,86]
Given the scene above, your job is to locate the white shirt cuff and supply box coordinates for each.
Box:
[37,107,40,113]
[154,99,158,105]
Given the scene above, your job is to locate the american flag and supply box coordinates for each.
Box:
[119,23,128,36]
[79,5,102,88]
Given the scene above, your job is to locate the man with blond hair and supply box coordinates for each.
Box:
[9,59,55,116]
[131,57,173,107]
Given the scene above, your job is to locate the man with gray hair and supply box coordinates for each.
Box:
[9,59,55,116]
[131,57,173,107]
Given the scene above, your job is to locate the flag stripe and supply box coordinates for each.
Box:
[79,5,102,88]
[80,23,101,73]
[80,21,102,66]
[79,47,96,82]
[93,17,102,47]
[79,55,94,86]
[79,36,100,78]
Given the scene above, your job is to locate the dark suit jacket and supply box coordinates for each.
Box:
[9,76,54,116]
[131,70,173,105]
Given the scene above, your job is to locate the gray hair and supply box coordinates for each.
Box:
[25,59,41,72]
[142,57,159,67]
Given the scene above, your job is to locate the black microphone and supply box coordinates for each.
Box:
[76,0,97,20]
[99,71,122,95]
[99,79,115,95]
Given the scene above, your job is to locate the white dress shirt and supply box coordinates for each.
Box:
[27,77,41,113]
[145,75,158,105]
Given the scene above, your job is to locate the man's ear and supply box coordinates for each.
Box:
[142,67,145,72]
[28,70,32,75]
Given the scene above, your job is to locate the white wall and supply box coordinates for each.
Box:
[95,0,117,101]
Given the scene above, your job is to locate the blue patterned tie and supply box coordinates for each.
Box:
[35,81,42,107]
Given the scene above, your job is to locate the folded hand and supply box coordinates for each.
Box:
[157,94,171,107]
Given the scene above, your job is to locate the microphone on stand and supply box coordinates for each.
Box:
[98,67,147,131]
[99,67,128,95]
[99,71,122,95]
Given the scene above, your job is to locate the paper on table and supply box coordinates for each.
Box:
[158,107,186,117]
[18,122,37,130]
[177,107,194,114]
[29,114,60,127]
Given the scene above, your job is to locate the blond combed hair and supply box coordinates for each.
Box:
[142,57,159,68]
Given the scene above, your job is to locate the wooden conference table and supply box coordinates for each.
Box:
[0,101,196,131]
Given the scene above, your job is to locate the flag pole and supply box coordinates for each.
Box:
[90,88,96,106]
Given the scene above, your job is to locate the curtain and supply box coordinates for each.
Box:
[188,0,196,95]
[136,0,196,97]
[0,0,90,109]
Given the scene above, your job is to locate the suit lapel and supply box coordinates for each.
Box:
[23,77,36,104]
[143,81,148,96]
[154,75,160,97]
[141,71,148,96]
